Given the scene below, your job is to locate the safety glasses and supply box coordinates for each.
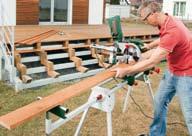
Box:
[141,12,152,21]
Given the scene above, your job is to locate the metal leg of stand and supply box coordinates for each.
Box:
[45,112,52,136]
[144,76,154,106]
[107,112,112,136]
[74,108,89,136]
[46,133,51,136]
[122,86,132,113]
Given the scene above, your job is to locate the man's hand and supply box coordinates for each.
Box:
[111,67,131,78]
[140,43,151,52]
[142,38,160,51]
[143,43,151,50]
[111,46,168,78]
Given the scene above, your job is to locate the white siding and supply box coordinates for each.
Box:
[163,0,192,20]
[88,0,104,24]
[162,0,174,16]
[185,0,192,20]
[105,4,130,19]
[68,0,73,25]
[0,0,16,26]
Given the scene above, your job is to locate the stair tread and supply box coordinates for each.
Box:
[26,59,98,74]
[16,47,68,53]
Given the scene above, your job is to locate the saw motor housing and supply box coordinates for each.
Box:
[119,42,142,64]
[91,42,142,65]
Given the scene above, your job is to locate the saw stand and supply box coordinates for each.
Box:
[123,72,154,113]
[45,72,154,136]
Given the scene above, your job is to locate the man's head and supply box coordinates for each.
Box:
[138,1,162,26]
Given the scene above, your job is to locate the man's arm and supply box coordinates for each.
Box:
[144,38,160,49]
[130,47,167,73]
[141,48,156,59]
[112,47,168,78]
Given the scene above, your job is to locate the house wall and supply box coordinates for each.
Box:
[88,0,104,24]
[72,0,89,24]
[163,0,192,20]
[105,4,130,19]
[16,0,39,25]
[0,0,16,26]
[185,0,192,20]
[10,0,104,25]
[162,0,173,15]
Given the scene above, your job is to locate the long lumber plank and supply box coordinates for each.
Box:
[27,30,58,45]
[16,30,58,45]
[0,64,128,130]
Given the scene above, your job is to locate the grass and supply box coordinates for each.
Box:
[0,63,189,136]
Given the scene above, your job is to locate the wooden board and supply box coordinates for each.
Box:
[16,0,39,25]
[72,0,89,24]
[16,30,58,45]
[0,64,128,130]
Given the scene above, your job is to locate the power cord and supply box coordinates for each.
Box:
[130,91,186,127]
[116,79,187,128]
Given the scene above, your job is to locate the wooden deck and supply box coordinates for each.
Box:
[14,24,159,43]
[122,23,159,37]
[14,25,112,43]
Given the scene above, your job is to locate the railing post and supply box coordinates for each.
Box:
[0,0,5,82]
[0,0,2,80]
[0,0,16,84]
[0,42,2,80]
[10,26,15,84]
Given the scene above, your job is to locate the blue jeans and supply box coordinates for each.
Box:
[149,70,192,136]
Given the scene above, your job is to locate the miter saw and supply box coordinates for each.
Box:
[91,40,144,65]
[90,40,160,86]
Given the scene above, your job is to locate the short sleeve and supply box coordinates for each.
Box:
[159,29,180,52]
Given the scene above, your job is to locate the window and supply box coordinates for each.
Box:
[54,0,68,22]
[173,1,186,17]
[39,0,71,24]
[39,0,51,22]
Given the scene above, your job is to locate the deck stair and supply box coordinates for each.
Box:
[14,37,113,90]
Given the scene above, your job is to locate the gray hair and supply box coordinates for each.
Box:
[138,1,162,16]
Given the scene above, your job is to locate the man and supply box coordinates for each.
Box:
[112,1,192,136]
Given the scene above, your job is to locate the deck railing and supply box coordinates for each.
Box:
[0,1,15,84]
